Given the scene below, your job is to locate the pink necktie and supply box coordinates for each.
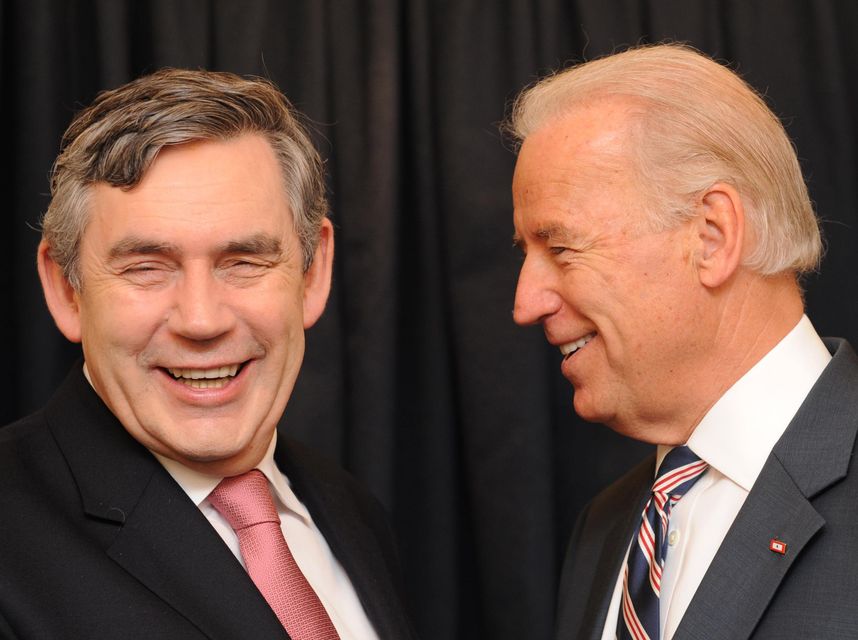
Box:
[208,469,340,640]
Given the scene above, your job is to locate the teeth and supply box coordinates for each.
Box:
[559,333,596,357]
[183,378,231,389]
[167,364,240,380]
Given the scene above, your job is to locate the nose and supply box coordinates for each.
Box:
[168,263,236,341]
[513,255,562,326]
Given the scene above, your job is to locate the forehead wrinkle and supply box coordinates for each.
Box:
[516,108,637,203]
[515,153,627,211]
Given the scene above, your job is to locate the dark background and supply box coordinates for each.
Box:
[2,2,857,638]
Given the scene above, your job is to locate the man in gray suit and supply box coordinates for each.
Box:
[509,44,858,639]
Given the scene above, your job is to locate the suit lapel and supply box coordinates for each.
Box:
[554,454,654,640]
[673,457,824,640]
[106,470,288,639]
[45,366,288,640]
[676,339,858,640]
[276,438,415,640]
[579,477,651,640]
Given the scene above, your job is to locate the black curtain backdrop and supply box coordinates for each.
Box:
[3,2,857,638]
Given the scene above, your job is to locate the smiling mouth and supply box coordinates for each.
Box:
[165,363,243,389]
[559,333,596,360]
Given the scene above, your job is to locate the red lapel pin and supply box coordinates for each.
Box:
[769,538,787,555]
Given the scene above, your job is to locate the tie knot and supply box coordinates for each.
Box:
[653,445,708,499]
[208,469,281,530]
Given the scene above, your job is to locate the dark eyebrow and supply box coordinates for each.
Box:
[107,233,284,261]
[220,233,283,257]
[108,237,179,259]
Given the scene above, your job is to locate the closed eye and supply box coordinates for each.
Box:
[217,258,273,280]
[118,261,173,286]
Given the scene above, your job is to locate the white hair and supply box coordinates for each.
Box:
[508,43,821,275]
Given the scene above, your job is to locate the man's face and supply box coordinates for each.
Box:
[512,100,711,441]
[43,134,332,475]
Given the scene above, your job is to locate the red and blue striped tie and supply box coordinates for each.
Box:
[618,446,709,640]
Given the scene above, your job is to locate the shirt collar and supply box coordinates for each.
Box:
[657,315,831,490]
[151,431,313,525]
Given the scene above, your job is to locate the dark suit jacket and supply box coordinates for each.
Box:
[0,365,416,639]
[556,338,858,640]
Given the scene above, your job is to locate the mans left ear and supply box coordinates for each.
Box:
[302,218,334,329]
[694,183,745,288]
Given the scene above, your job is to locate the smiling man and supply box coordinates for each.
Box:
[0,70,414,640]
[509,45,858,639]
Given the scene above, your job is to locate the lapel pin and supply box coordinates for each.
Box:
[769,538,787,555]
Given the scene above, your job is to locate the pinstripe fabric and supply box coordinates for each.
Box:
[618,447,708,640]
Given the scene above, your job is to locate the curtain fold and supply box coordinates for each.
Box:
[3,2,857,637]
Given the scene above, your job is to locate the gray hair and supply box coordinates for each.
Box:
[507,43,821,276]
[42,68,328,289]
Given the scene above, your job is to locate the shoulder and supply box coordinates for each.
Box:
[582,454,655,527]
[560,453,653,575]
[562,453,654,569]
[561,453,655,577]
[820,337,858,386]
[773,337,858,485]
[0,409,86,554]
[556,454,654,638]
[277,436,375,497]
[0,408,50,444]
[0,410,61,483]
[276,436,392,532]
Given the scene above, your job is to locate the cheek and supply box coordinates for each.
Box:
[80,292,165,354]
[246,296,304,343]
[626,294,698,378]
[592,283,674,364]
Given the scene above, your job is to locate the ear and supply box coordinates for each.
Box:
[302,218,334,329]
[693,183,745,289]
[36,240,83,342]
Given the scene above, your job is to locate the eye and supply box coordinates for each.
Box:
[219,258,271,279]
[548,245,581,265]
[119,262,172,286]
[121,261,167,274]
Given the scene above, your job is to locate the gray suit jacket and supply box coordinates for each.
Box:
[556,338,858,640]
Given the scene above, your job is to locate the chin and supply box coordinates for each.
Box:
[572,392,603,423]
[186,434,259,458]
[181,449,239,463]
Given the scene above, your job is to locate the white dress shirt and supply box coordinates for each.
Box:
[601,315,831,640]
[154,434,380,640]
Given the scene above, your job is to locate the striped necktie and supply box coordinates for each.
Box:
[618,446,709,640]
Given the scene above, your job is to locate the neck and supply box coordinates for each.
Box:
[647,271,805,445]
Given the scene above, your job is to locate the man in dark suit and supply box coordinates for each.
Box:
[509,44,858,639]
[0,69,415,640]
